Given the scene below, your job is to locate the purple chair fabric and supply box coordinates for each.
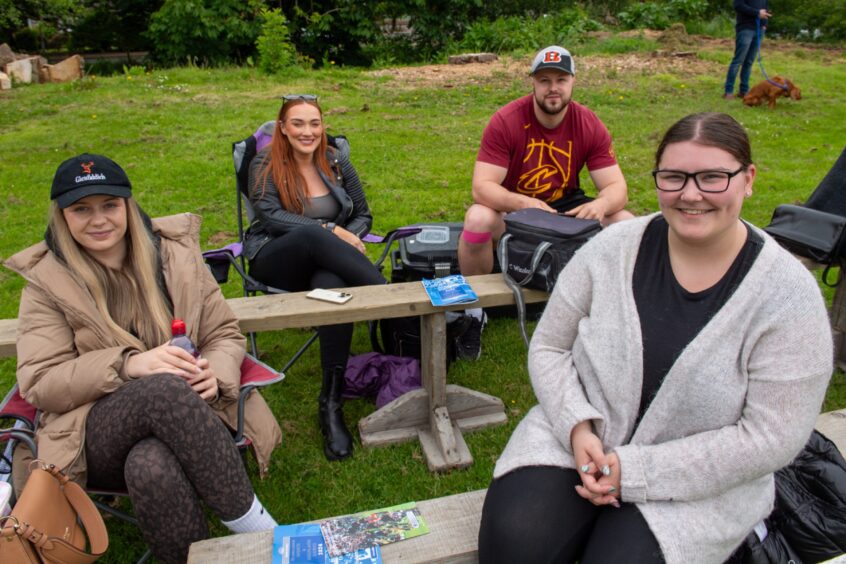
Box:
[344,352,421,408]
[202,242,243,261]
[255,128,273,153]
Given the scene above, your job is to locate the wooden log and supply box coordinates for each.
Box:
[447,53,498,65]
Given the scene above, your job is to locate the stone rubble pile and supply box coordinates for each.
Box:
[0,43,84,90]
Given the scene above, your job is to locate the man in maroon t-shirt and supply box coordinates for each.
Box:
[454,45,633,361]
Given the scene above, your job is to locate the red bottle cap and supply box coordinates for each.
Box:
[171,318,186,336]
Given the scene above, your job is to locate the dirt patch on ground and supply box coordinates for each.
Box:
[367,32,842,91]
[368,51,722,90]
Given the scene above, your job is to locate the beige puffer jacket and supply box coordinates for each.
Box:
[4,213,282,490]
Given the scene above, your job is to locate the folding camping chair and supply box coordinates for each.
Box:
[0,353,283,563]
[203,121,419,362]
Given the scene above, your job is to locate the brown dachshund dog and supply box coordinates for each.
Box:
[743,76,802,108]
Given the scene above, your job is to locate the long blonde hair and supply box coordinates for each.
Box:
[49,197,172,350]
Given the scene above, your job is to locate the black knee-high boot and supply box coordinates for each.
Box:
[318,364,353,461]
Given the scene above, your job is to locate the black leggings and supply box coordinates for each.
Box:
[250,224,386,369]
[478,466,665,564]
[85,375,254,564]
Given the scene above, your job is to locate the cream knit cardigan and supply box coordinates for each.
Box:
[494,214,833,564]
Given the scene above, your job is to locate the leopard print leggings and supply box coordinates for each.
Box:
[85,374,254,563]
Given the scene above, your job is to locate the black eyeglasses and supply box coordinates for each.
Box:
[281,94,318,102]
[652,166,746,193]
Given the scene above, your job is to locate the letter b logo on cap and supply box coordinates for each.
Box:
[544,51,562,63]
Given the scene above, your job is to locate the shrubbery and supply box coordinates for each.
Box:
[769,0,846,41]
[256,8,296,73]
[457,8,602,54]
[145,0,263,66]
[618,0,708,30]
[0,0,842,68]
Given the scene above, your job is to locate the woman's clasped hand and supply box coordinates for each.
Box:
[571,421,621,507]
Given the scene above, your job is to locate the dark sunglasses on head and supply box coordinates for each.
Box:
[282,94,318,102]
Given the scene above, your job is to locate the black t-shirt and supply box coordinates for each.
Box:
[632,217,764,422]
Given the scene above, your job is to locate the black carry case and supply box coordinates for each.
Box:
[763,147,846,288]
[391,222,462,282]
[499,209,601,293]
[498,209,601,346]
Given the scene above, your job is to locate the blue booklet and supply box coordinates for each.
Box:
[271,524,381,564]
[422,274,478,306]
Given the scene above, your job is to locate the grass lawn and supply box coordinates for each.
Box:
[1,34,845,561]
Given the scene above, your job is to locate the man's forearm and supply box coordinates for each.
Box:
[473,181,533,212]
[594,181,628,215]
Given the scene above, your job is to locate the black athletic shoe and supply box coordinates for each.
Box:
[455,312,486,361]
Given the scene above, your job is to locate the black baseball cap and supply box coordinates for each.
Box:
[51,153,132,209]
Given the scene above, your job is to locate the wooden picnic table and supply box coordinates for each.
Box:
[224,274,548,472]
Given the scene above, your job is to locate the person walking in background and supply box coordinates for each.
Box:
[456,45,633,361]
[724,0,772,99]
[5,154,281,563]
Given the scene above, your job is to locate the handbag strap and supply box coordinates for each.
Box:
[498,234,550,348]
[12,464,108,564]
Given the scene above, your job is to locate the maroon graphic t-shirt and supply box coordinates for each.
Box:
[476,95,617,203]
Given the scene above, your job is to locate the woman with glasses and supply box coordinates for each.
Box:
[478,112,832,563]
[246,95,385,461]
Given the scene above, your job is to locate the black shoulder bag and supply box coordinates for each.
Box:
[763,204,846,287]
[497,209,601,347]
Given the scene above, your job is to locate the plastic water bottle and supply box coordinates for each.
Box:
[170,318,199,358]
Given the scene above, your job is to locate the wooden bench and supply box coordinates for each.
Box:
[0,274,548,472]
[187,409,846,564]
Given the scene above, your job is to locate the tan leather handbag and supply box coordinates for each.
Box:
[0,460,108,564]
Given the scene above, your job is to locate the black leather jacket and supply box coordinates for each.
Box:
[244,137,373,260]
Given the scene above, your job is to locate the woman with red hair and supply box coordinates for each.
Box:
[246,95,384,461]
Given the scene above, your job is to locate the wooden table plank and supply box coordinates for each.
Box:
[227,273,547,334]
[190,410,846,563]
[0,318,16,358]
[187,489,486,564]
[0,274,546,359]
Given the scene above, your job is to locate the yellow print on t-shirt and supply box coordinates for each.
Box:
[517,139,573,202]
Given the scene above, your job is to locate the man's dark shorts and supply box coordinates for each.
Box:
[549,189,593,214]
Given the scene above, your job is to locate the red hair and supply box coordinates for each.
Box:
[257,99,334,214]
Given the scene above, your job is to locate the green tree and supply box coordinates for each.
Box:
[256,8,296,73]
[0,0,86,50]
[146,0,264,66]
[392,0,483,60]
[69,0,163,54]
[769,0,846,41]
[283,0,384,66]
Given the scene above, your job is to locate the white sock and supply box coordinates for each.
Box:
[464,308,484,321]
[222,495,277,533]
[445,311,462,323]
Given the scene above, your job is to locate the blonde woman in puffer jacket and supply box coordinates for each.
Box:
[5,153,282,564]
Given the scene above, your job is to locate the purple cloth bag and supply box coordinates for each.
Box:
[344,353,421,408]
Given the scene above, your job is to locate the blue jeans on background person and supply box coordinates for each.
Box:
[724,28,759,96]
